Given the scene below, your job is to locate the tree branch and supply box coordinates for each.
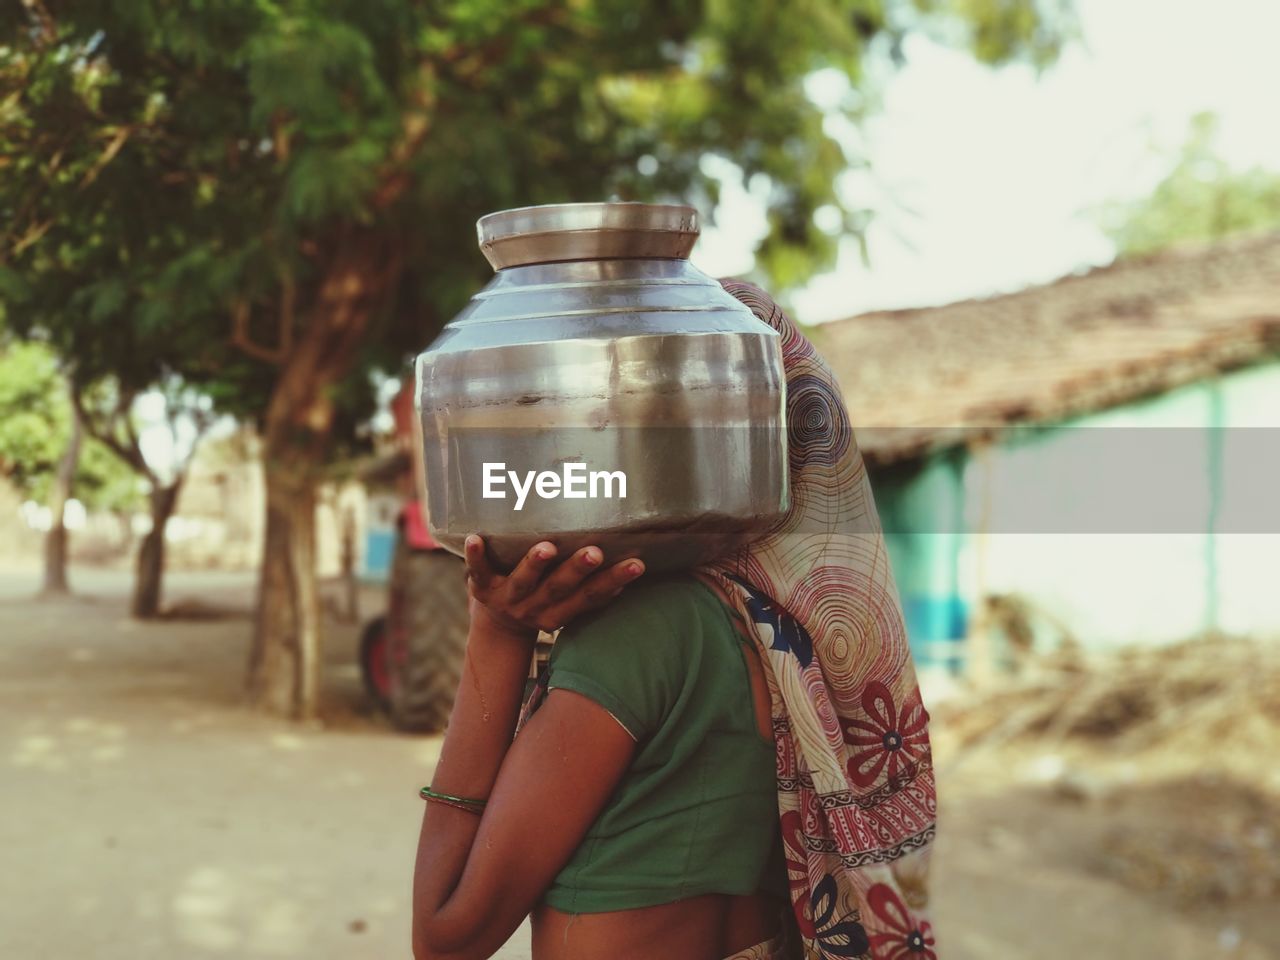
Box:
[78,125,135,189]
[371,66,435,212]
[10,219,54,258]
[70,380,156,484]
[229,280,294,366]
[19,0,56,47]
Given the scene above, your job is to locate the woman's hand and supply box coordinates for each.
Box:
[463,535,645,638]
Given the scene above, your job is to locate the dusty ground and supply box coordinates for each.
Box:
[2,565,1277,959]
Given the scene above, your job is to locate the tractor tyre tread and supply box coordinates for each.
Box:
[389,545,469,732]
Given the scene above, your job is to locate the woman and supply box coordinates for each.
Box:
[412,283,937,960]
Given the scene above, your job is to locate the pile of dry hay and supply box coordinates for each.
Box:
[935,634,1280,907]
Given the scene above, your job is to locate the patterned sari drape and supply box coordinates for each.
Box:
[703,281,937,960]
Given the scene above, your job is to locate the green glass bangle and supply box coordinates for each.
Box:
[420,785,488,808]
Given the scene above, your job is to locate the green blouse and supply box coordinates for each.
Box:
[530,575,786,914]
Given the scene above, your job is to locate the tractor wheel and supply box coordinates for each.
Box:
[387,541,469,732]
[358,615,391,713]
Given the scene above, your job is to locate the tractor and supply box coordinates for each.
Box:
[358,382,552,730]
[358,499,471,731]
[357,384,469,732]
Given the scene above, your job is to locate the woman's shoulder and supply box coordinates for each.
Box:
[545,575,722,739]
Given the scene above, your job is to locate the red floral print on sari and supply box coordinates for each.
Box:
[842,682,930,789]
[867,883,936,960]
[709,282,937,960]
[780,810,816,938]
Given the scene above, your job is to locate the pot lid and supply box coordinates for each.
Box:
[476,202,699,270]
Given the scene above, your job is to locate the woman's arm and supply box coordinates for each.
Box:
[412,537,643,960]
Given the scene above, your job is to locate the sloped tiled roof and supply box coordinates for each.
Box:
[820,231,1280,464]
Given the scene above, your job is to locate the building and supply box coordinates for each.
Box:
[822,231,1280,672]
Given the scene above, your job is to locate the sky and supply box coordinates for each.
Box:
[693,0,1280,323]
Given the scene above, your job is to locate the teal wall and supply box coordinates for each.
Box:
[870,360,1280,672]
[873,449,969,671]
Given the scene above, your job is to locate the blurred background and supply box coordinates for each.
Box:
[2,1,1279,957]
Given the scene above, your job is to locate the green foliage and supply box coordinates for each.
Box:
[921,0,1074,69]
[0,342,64,494]
[76,438,145,513]
[0,342,142,508]
[2,0,1073,439]
[1100,113,1280,257]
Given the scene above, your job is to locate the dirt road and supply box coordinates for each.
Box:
[1,567,1274,959]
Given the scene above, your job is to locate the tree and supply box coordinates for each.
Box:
[1099,112,1280,257]
[41,376,80,594]
[76,424,149,546]
[0,341,143,591]
[0,342,66,499]
[0,135,215,616]
[0,346,215,612]
[2,0,1072,718]
[72,377,215,617]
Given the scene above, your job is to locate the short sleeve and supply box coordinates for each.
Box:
[543,579,695,741]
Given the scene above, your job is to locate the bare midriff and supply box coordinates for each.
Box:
[531,891,785,960]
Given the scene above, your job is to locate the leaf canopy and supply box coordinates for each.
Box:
[2,0,1073,441]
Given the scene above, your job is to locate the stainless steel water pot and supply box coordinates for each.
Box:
[414,202,788,572]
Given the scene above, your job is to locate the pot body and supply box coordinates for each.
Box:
[415,204,788,572]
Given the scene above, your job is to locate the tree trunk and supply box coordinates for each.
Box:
[132,481,182,619]
[247,458,322,718]
[115,510,135,552]
[243,234,400,719]
[42,392,82,595]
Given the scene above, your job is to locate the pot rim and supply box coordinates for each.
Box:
[477,201,699,270]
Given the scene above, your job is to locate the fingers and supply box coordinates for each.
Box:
[538,545,605,603]
[505,541,558,601]
[545,557,645,626]
[463,536,646,634]
[586,558,645,606]
[463,534,498,591]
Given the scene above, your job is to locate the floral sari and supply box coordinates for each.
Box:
[703,282,938,960]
